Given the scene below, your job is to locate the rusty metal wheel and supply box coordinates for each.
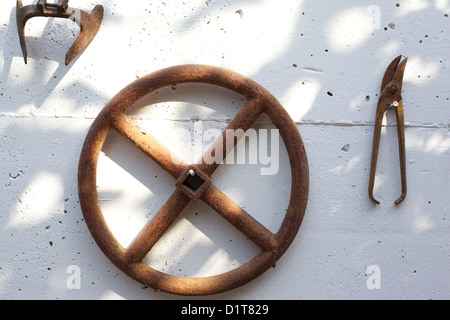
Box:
[78,65,309,296]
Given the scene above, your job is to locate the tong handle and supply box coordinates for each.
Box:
[395,102,407,205]
[368,107,384,205]
[368,102,407,205]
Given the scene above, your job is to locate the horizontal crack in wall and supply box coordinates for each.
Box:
[0,113,448,129]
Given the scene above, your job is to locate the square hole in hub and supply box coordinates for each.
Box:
[183,173,205,192]
[176,167,211,201]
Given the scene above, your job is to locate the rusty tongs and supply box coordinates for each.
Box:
[369,55,408,205]
[16,0,104,65]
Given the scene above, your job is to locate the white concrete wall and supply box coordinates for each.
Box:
[1,0,449,300]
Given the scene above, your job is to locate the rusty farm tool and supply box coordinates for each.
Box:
[16,0,103,65]
[369,55,408,205]
[78,65,310,295]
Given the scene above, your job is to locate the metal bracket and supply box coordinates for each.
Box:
[16,0,104,65]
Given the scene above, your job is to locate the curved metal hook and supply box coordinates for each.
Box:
[16,0,103,65]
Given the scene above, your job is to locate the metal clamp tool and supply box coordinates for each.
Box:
[369,55,408,205]
[16,0,104,65]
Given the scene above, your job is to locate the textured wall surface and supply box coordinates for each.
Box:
[1,0,450,299]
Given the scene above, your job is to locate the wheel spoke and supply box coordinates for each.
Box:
[124,190,191,263]
[201,184,277,251]
[110,113,187,179]
[199,98,264,175]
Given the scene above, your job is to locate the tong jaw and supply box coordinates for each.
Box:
[369,55,408,205]
[16,0,104,65]
[379,55,407,111]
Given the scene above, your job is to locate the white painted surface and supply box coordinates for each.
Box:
[1,0,450,300]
